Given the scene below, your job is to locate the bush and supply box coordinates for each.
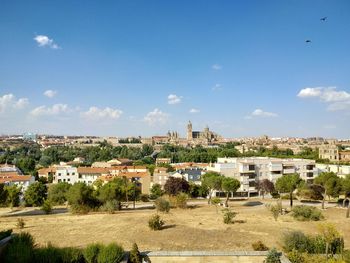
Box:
[264,248,281,263]
[129,243,142,263]
[3,232,35,263]
[16,218,25,229]
[269,203,281,221]
[283,231,312,253]
[271,191,280,199]
[97,243,124,263]
[140,194,149,202]
[100,200,119,214]
[222,208,236,224]
[154,197,170,213]
[84,243,103,263]
[41,199,53,214]
[33,243,62,263]
[60,247,85,263]
[70,204,92,214]
[148,214,164,231]
[175,193,187,208]
[252,240,269,251]
[0,229,12,240]
[281,194,297,200]
[287,249,306,263]
[292,205,324,221]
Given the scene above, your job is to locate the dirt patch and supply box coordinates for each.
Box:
[0,200,349,251]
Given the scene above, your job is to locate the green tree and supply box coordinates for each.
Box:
[221,177,240,207]
[24,182,47,206]
[275,173,302,208]
[66,182,97,212]
[150,183,163,199]
[5,185,21,207]
[342,174,350,218]
[97,181,124,203]
[0,183,8,206]
[201,171,223,204]
[314,172,342,209]
[47,182,71,205]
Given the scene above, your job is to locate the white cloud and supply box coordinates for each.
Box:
[167,94,182,105]
[144,108,169,125]
[212,84,222,91]
[30,104,71,116]
[34,35,60,49]
[0,94,29,112]
[189,108,200,113]
[44,90,57,98]
[245,109,278,119]
[298,87,350,111]
[83,107,123,120]
[14,98,29,109]
[212,64,222,70]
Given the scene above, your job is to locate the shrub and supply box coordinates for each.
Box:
[222,208,236,224]
[140,194,149,202]
[100,200,119,214]
[283,231,312,253]
[287,249,306,263]
[60,247,84,263]
[129,243,142,263]
[264,248,281,263]
[70,204,91,214]
[41,199,53,214]
[0,229,12,240]
[16,218,25,229]
[271,191,280,199]
[281,194,297,200]
[33,243,62,263]
[154,197,170,213]
[84,243,103,263]
[3,232,35,263]
[292,205,324,221]
[148,214,164,231]
[176,193,187,209]
[269,204,280,221]
[252,240,269,251]
[97,243,124,263]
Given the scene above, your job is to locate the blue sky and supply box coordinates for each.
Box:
[1,1,350,138]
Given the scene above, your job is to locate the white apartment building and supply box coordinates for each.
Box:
[316,163,350,178]
[208,157,318,196]
[53,165,78,184]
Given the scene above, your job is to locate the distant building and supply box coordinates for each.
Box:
[319,144,350,162]
[23,132,37,142]
[187,121,221,144]
[156,158,171,165]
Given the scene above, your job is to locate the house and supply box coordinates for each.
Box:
[98,171,151,194]
[77,167,110,185]
[0,174,35,191]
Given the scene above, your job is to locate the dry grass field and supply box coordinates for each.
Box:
[0,199,349,252]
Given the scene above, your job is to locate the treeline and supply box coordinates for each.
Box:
[0,178,141,214]
[0,141,320,176]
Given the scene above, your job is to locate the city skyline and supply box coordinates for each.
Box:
[1,1,350,138]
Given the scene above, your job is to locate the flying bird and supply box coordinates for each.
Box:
[305,40,312,43]
[320,17,327,21]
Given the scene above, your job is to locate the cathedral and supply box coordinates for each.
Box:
[186,121,221,144]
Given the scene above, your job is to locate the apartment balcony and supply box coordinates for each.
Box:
[269,163,283,171]
[283,168,295,174]
[238,164,255,173]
